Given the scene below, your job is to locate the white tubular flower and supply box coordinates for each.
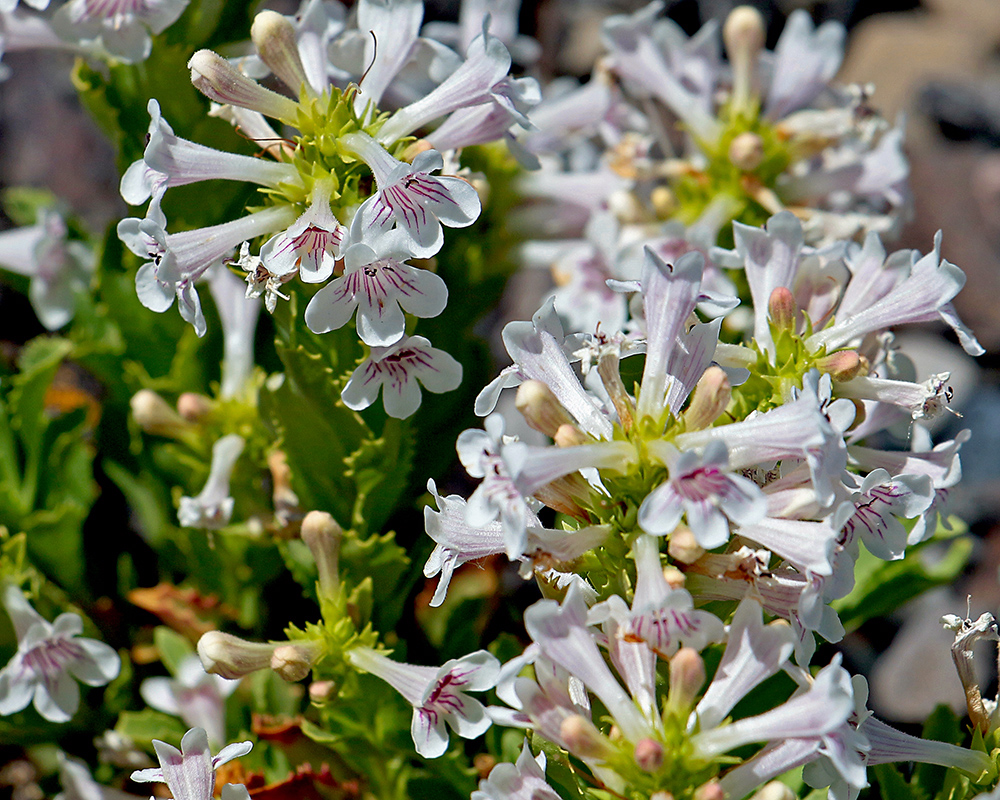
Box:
[346,646,499,758]
[839,469,933,561]
[763,10,844,120]
[51,0,189,63]
[638,440,766,548]
[472,739,561,800]
[120,100,298,206]
[0,585,121,723]
[304,230,447,345]
[208,268,261,399]
[342,132,481,257]
[140,654,239,749]
[130,727,252,800]
[259,179,346,285]
[341,334,462,418]
[692,597,796,732]
[178,435,245,529]
[0,208,93,330]
[57,755,141,800]
[353,0,424,115]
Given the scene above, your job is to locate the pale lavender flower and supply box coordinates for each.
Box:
[0,585,120,723]
[838,469,933,561]
[341,334,462,418]
[258,179,345,285]
[342,132,481,257]
[52,0,190,63]
[346,646,499,758]
[177,435,245,529]
[471,739,560,800]
[131,727,252,800]
[140,654,239,748]
[0,208,93,330]
[57,755,141,800]
[304,230,447,345]
[208,268,261,399]
[638,439,766,548]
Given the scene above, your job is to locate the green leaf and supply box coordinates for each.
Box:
[154,626,195,675]
[345,417,414,536]
[874,763,928,800]
[115,709,188,749]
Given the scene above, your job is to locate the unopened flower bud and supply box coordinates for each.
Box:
[750,782,796,800]
[723,6,766,114]
[815,350,866,381]
[270,642,319,682]
[198,630,276,679]
[251,11,311,96]
[668,527,705,564]
[598,350,635,433]
[634,738,664,772]
[663,565,686,589]
[177,392,212,422]
[131,390,192,438]
[473,754,496,780]
[516,380,575,438]
[651,186,677,219]
[268,450,300,528]
[533,474,590,520]
[188,49,299,124]
[301,510,343,596]
[728,131,765,171]
[768,286,797,332]
[559,714,612,759]
[608,189,646,224]
[693,780,725,800]
[309,679,336,703]
[669,647,706,713]
[683,366,731,430]
[554,423,588,448]
[651,793,675,800]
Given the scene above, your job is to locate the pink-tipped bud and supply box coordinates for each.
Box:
[667,527,705,565]
[516,380,576,438]
[723,6,766,113]
[251,11,312,97]
[177,392,212,422]
[768,286,797,332]
[188,49,300,124]
[683,366,731,431]
[816,350,866,381]
[533,475,590,521]
[271,642,319,682]
[559,714,612,759]
[198,630,276,679]
[728,131,765,171]
[131,389,192,438]
[693,781,725,800]
[750,782,796,800]
[300,511,343,596]
[554,423,588,448]
[669,647,706,713]
[309,679,336,703]
[634,738,665,772]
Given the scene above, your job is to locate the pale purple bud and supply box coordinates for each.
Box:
[188,50,299,124]
[669,647,706,714]
[554,423,589,448]
[516,380,576,438]
[667,528,705,565]
[634,738,665,772]
[300,510,343,596]
[250,11,312,96]
[768,286,797,333]
[693,781,725,800]
[815,350,866,382]
[559,714,613,759]
[683,366,731,431]
[197,631,276,679]
[177,392,212,422]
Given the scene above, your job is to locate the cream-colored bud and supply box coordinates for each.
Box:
[768,286,796,332]
[634,738,664,772]
[516,380,576,437]
[309,680,336,703]
[177,392,212,422]
[651,793,675,800]
[669,647,706,712]
[667,527,705,564]
[554,423,588,448]
[533,475,589,521]
[683,366,731,431]
[663,565,686,589]
[188,49,299,124]
[723,6,766,114]
[197,630,276,679]
[651,186,677,219]
[608,189,646,224]
[131,390,192,438]
[750,782,796,800]
[270,643,319,682]
[693,780,725,800]
[559,714,612,759]
[300,510,343,595]
[816,350,866,381]
[251,11,311,96]
[728,131,765,171]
